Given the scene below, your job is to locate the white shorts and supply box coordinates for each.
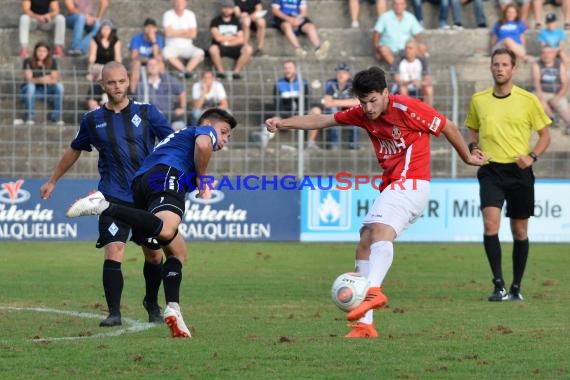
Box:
[362,179,430,237]
[163,42,205,60]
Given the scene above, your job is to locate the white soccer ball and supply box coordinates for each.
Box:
[331,272,369,312]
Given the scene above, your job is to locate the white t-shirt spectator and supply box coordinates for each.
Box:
[192,80,227,108]
[163,9,198,48]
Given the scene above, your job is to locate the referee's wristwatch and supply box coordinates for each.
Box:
[529,152,538,162]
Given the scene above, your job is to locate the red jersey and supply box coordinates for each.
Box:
[334,94,446,185]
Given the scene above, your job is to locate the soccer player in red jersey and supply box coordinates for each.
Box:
[266,66,486,338]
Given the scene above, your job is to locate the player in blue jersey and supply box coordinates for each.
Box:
[66,107,237,338]
[40,61,180,328]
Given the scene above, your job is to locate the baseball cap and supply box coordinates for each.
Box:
[335,63,350,72]
[220,0,235,7]
[546,13,557,23]
[144,18,157,27]
[100,19,114,29]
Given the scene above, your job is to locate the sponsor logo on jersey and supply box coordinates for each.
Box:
[429,116,441,132]
[132,114,142,127]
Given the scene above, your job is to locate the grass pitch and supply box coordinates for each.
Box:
[0,241,568,379]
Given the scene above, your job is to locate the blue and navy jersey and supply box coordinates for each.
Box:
[135,126,218,181]
[71,100,174,202]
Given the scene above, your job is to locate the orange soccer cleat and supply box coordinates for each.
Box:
[346,286,388,322]
[344,322,379,338]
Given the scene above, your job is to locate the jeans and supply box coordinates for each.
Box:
[440,0,463,27]
[66,14,101,54]
[21,83,64,122]
[326,107,360,149]
[471,0,487,26]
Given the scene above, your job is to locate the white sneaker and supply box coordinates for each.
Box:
[295,47,308,57]
[66,190,109,217]
[351,21,360,28]
[164,305,191,338]
[315,40,330,60]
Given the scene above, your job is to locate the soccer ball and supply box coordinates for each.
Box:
[331,272,369,312]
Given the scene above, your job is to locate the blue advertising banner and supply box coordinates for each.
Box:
[0,178,99,241]
[0,178,299,241]
[301,179,570,243]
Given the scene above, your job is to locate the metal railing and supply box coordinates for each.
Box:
[1,65,569,179]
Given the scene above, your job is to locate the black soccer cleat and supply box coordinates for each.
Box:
[99,313,122,327]
[488,287,509,302]
[143,297,163,324]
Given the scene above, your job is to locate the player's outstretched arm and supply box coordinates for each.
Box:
[40,148,82,199]
[265,113,336,134]
[441,120,486,166]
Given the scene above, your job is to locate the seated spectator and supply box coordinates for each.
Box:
[533,0,570,30]
[19,0,66,58]
[191,70,230,124]
[271,0,330,59]
[136,58,187,130]
[373,0,427,66]
[490,4,527,61]
[128,18,165,94]
[64,0,109,56]
[460,0,487,28]
[323,63,361,150]
[390,39,433,106]
[537,13,568,64]
[412,0,464,30]
[86,19,121,107]
[85,66,107,111]
[349,0,386,28]
[162,0,205,78]
[532,45,570,134]
[498,0,530,27]
[234,0,267,56]
[273,60,309,118]
[14,41,64,125]
[209,0,253,80]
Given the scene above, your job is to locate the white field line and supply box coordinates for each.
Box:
[0,305,156,341]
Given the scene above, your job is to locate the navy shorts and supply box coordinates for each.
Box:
[477,162,535,218]
[96,195,159,250]
[131,164,187,219]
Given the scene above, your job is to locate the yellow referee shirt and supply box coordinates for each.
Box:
[464,86,551,164]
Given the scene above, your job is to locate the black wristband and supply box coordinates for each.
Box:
[468,142,479,152]
[529,152,538,162]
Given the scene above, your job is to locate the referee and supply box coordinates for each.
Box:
[465,48,551,302]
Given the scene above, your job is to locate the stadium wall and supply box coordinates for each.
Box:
[1,178,568,242]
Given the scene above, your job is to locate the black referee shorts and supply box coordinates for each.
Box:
[131,164,187,218]
[477,162,535,219]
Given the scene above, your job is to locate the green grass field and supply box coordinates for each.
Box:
[0,241,569,379]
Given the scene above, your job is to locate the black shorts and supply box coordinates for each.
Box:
[477,162,535,218]
[272,16,312,35]
[218,44,243,60]
[96,195,161,250]
[131,164,187,219]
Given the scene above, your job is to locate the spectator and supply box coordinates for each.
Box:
[323,63,361,150]
[532,45,570,134]
[460,0,487,28]
[136,58,187,131]
[64,0,109,56]
[373,0,427,66]
[234,0,267,56]
[14,41,64,126]
[413,0,463,30]
[274,60,309,118]
[537,13,568,64]
[390,39,433,106]
[498,0,531,27]
[209,0,253,80]
[349,0,386,28]
[86,70,107,111]
[490,4,527,62]
[19,0,66,58]
[162,0,205,78]
[128,18,165,94]
[86,19,121,107]
[271,0,331,59]
[191,70,230,124]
